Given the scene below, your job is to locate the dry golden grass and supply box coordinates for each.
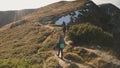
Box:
[0,0,120,68]
[0,17,62,67]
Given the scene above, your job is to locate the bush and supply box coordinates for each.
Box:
[68,23,113,47]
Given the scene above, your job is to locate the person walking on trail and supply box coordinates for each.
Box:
[57,33,65,59]
[62,22,67,37]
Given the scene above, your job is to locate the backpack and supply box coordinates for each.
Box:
[60,43,64,49]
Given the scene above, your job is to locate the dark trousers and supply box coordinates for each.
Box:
[63,30,66,37]
[58,48,63,59]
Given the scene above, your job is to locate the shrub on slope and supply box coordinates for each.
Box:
[68,23,113,47]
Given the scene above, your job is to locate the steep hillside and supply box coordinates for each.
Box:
[0,0,120,68]
[99,4,120,57]
[0,9,36,27]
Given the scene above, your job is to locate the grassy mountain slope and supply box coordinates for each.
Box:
[0,23,59,67]
[0,0,120,68]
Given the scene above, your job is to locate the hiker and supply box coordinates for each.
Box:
[66,24,70,32]
[62,22,67,36]
[57,33,65,59]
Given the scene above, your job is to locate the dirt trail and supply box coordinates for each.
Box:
[44,24,54,30]
[48,50,70,68]
[50,50,91,68]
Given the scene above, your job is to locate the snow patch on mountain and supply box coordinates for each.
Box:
[55,15,71,25]
[55,10,84,25]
